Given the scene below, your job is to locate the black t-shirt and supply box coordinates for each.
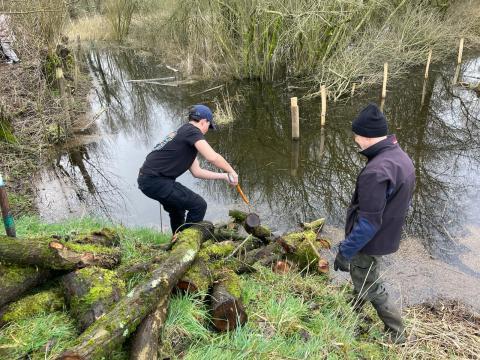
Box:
[140,123,205,179]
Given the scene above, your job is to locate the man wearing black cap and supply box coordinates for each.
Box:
[333,103,415,344]
[137,104,238,233]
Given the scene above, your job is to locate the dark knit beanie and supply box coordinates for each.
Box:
[352,103,388,138]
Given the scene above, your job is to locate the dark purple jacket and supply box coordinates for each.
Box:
[339,135,415,259]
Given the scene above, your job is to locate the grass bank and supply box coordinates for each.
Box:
[0,217,478,359]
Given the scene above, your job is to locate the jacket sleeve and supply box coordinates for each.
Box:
[339,171,388,260]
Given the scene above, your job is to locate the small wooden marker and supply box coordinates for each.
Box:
[351,83,356,97]
[320,85,327,127]
[0,174,16,237]
[457,38,464,65]
[381,62,388,99]
[424,49,432,80]
[291,97,300,140]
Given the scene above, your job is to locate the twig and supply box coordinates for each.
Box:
[225,234,253,260]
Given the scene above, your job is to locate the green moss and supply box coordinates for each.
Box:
[45,123,66,144]
[199,241,235,260]
[64,241,120,255]
[1,289,64,323]
[43,51,62,86]
[0,264,38,287]
[69,267,126,318]
[217,269,242,299]
[282,230,320,270]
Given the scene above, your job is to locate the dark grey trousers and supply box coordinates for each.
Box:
[350,252,405,340]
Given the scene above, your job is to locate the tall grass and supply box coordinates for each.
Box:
[141,0,480,98]
[105,0,138,41]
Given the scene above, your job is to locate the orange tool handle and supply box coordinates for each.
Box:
[236,184,249,205]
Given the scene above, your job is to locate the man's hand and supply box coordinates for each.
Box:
[226,172,238,186]
[334,250,350,272]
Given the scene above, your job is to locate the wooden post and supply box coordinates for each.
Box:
[421,79,427,107]
[291,97,299,140]
[457,38,464,65]
[291,140,300,177]
[381,62,388,99]
[351,83,356,97]
[56,66,72,133]
[0,174,16,237]
[320,85,326,127]
[424,49,432,80]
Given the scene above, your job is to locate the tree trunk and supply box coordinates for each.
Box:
[0,235,121,270]
[277,229,330,273]
[63,267,126,332]
[130,295,169,360]
[58,223,213,360]
[176,240,236,295]
[69,228,120,247]
[0,264,52,307]
[211,270,247,332]
[0,288,64,326]
[228,210,272,242]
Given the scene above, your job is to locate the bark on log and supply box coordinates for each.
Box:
[228,210,272,241]
[211,269,247,332]
[277,229,330,273]
[233,241,284,274]
[130,295,169,360]
[0,235,121,270]
[68,228,120,247]
[0,263,52,308]
[176,241,236,294]
[58,223,213,360]
[63,267,126,331]
[0,288,64,326]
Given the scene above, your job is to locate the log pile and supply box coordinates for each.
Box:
[0,211,332,360]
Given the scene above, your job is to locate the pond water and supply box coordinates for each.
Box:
[35,45,480,306]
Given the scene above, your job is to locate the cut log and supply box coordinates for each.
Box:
[0,263,52,308]
[228,210,272,242]
[233,241,284,274]
[0,288,64,326]
[277,230,330,272]
[63,267,126,331]
[300,218,325,232]
[211,269,247,332]
[130,295,169,360]
[68,228,120,247]
[0,235,121,270]
[213,227,245,241]
[58,223,213,360]
[176,240,236,295]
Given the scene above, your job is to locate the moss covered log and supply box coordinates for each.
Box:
[0,235,121,270]
[0,263,52,307]
[68,228,120,247]
[233,241,284,274]
[277,230,330,273]
[0,288,64,326]
[176,240,236,294]
[228,210,272,241]
[63,267,126,331]
[130,295,169,360]
[58,223,213,360]
[211,269,247,332]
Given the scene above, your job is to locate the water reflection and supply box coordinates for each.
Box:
[36,46,480,273]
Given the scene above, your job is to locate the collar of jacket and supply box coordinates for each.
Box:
[359,134,398,160]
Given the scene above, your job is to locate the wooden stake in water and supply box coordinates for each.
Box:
[351,83,356,97]
[424,49,432,80]
[457,38,464,65]
[0,174,16,237]
[381,62,388,99]
[56,67,72,133]
[291,97,300,140]
[320,85,327,127]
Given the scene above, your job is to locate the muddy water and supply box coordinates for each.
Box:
[35,46,480,309]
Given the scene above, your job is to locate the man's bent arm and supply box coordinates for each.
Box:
[189,158,228,180]
[194,140,235,174]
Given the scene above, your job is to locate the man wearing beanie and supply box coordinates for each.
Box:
[334,103,415,344]
[138,104,238,233]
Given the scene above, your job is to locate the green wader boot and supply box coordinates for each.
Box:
[350,252,406,343]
